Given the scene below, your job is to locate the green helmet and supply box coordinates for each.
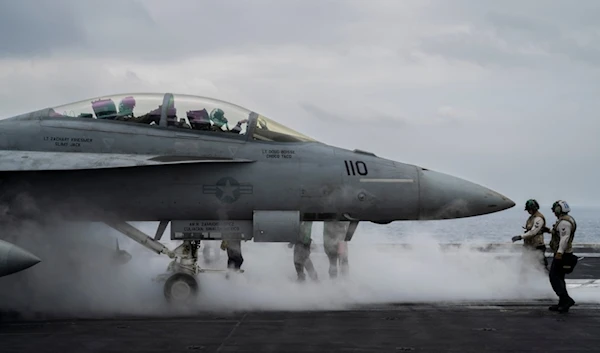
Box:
[210,108,228,128]
[524,199,539,211]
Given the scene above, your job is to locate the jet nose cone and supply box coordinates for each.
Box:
[418,169,515,220]
[0,240,41,277]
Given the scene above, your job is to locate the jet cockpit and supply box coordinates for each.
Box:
[46,92,316,143]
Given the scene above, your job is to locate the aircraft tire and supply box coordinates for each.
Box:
[163,272,199,304]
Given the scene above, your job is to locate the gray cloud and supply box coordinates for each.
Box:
[0,1,86,57]
[418,32,539,68]
[0,0,361,61]
[300,102,409,127]
[417,1,600,68]
[3,0,599,68]
[485,11,560,40]
[0,0,599,204]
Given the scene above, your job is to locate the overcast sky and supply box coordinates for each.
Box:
[1,0,599,206]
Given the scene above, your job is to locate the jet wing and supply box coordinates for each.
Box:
[0,151,254,171]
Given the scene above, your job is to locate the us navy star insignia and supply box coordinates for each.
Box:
[202,177,253,203]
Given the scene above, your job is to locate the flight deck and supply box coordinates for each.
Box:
[2,245,600,352]
[2,302,600,353]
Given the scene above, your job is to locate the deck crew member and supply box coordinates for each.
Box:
[547,200,578,313]
[323,221,350,278]
[289,221,318,282]
[511,199,549,271]
[220,238,244,271]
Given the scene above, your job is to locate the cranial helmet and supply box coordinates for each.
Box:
[525,199,539,211]
[552,200,571,214]
[210,108,228,128]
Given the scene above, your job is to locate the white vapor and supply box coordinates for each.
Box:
[0,221,597,320]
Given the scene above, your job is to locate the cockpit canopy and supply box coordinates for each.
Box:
[47,93,316,143]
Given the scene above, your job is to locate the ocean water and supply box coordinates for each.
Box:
[347,206,600,245]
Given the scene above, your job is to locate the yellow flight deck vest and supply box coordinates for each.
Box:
[523,211,546,247]
[549,214,577,254]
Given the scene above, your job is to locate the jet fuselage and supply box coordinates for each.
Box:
[0,112,513,224]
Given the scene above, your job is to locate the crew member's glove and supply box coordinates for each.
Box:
[542,226,551,233]
[555,252,563,260]
[511,235,522,242]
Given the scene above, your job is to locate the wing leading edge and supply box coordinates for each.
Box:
[0,151,254,171]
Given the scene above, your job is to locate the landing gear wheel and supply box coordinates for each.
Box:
[163,272,199,304]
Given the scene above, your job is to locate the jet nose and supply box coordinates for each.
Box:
[418,168,515,220]
[0,239,41,277]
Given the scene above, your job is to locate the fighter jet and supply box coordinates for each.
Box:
[0,92,515,302]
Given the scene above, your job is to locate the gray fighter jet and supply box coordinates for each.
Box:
[0,92,515,302]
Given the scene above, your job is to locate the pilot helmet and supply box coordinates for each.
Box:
[119,96,136,111]
[210,108,228,128]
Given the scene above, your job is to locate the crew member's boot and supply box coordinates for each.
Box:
[558,297,576,313]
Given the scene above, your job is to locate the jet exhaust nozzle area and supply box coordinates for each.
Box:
[0,239,41,277]
[417,168,515,220]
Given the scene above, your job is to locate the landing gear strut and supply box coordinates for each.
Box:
[105,221,203,304]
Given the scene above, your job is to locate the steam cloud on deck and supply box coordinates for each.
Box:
[0,220,596,319]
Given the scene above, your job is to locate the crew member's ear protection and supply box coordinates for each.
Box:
[552,200,571,214]
[553,203,560,214]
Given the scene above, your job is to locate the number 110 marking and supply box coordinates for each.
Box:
[344,160,368,176]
